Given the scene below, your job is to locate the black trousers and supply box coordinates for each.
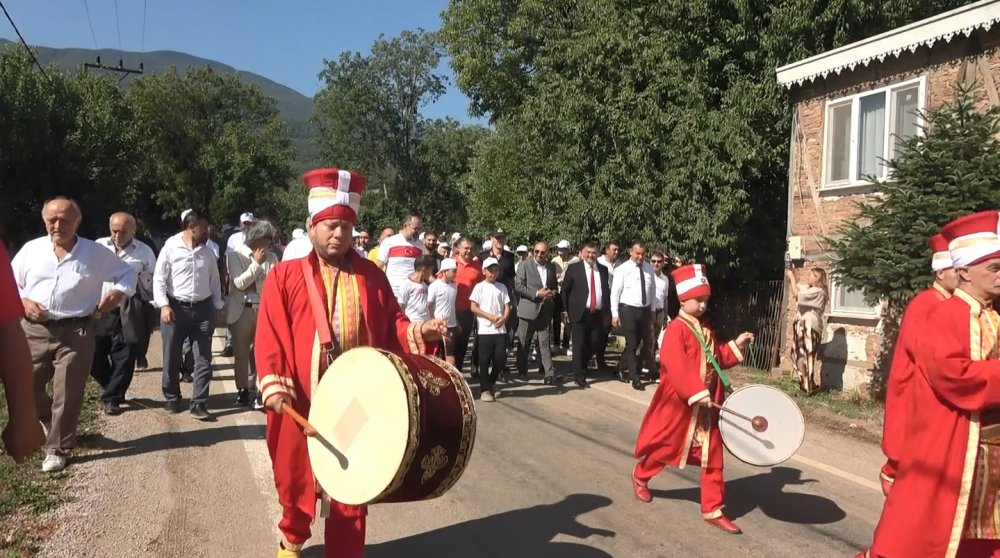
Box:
[478,334,507,392]
[570,312,605,381]
[620,305,655,382]
[454,310,476,373]
[90,313,137,404]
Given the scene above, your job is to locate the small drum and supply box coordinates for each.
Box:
[307,347,477,506]
[719,384,805,467]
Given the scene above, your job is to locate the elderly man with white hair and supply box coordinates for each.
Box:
[13,197,137,472]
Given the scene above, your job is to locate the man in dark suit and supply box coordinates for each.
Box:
[515,241,561,384]
[560,241,611,388]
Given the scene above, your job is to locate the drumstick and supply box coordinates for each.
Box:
[281,402,318,437]
[708,402,769,433]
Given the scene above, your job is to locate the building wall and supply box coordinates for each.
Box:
[781,27,1000,392]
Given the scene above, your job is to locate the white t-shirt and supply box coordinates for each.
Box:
[428,279,458,328]
[469,280,510,335]
[378,233,425,298]
[282,236,313,261]
[397,278,430,322]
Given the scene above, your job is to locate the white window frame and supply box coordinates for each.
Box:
[829,276,880,318]
[821,75,926,191]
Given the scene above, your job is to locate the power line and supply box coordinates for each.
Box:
[113,0,121,50]
[81,0,98,49]
[0,0,51,83]
[140,0,147,53]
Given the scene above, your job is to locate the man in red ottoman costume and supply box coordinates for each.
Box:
[860,210,1000,558]
[878,233,958,495]
[255,168,447,558]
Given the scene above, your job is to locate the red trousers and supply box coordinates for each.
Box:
[268,410,366,557]
[634,445,725,518]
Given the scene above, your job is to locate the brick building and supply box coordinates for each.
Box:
[774,0,1000,391]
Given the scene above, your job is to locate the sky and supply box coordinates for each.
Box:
[0,0,481,123]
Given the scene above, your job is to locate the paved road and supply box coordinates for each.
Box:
[39,331,885,557]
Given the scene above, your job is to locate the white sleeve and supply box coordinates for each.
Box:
[610,266,625,318]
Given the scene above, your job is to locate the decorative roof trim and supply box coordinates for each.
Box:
[775,0,1000,88]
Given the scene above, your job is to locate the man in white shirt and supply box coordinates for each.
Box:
[649,251,672,366]
[377,213,426,300]
[12,198,137,472]
[428,257,459,366]
[551,239,578,351]
[92,212,157,416]
[154,209,224,420]
[283,219,314,261]
[397,256,436,323]
[611,241,656,391]
[226,212,256,254]
[597,241,620,278]
[470,257,510,402]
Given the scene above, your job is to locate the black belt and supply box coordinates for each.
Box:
[26,315,92,328]
[243,302,259,308]
[168,296,211,308]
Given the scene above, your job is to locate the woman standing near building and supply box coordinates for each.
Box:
[786,264,828,393]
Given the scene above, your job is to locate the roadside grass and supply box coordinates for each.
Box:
[0,380,101,557]
[730,367,884,425]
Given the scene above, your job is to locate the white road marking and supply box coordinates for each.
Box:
[590,381,883,493]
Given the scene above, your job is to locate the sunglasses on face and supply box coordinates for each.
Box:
[651,259,663,264]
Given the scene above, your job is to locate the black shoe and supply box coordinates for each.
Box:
[575,378,591,389]
[543,376,564,386]
[190,403,214,421]
[631,379,646,391]
[236,389,249,406]
[164,400,184,414]
[136,358,149,370]
[221,346,234,358]
[103,402,122,416]
[180,373,194,384]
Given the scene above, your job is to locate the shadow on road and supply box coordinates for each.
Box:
[651,466,846,524]
[303,494,615,558]
[73,424,265,463]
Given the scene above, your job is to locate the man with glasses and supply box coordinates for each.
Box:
[514,241,561,384]
[561,241,612,388]
[376,214,427,300]
[650,251,672,371]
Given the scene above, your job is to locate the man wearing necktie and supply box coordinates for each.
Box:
[611,241,656,391]
[560,241,612,388]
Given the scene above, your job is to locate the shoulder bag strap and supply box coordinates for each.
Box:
[679,319,732,391]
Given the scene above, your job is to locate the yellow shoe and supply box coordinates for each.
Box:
[277,545,300,558]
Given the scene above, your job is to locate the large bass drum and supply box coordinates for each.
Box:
[306,347,477,506]
[719,384,805,467]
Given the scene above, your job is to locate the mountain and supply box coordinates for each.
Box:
[0,39,320,170]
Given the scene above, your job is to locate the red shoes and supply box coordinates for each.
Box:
[631,474,652,503]
[704,515,742,534]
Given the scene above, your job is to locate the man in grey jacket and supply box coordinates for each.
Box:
[515,241,562,385]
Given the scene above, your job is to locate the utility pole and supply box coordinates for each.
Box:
[84,56,144,83]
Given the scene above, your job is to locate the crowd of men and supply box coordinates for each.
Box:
[0,195,687,474]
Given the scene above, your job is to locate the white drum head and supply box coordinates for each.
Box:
[719,384,805,467]
[307,347,411,505]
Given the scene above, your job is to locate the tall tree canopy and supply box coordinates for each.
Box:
[441,0,975,282]
[312,29,489,233]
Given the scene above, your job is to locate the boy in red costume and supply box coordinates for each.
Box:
[255,168,447,558]
[631,264,754,534]
[860,210,1000,558]
[879,233,958,495]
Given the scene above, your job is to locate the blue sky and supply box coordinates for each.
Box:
[0,0,480,123]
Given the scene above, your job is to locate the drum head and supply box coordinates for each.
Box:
[308,347,411,505]
[719,384,805,467]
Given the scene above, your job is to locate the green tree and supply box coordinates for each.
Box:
[441,0,977,282]
[830,84,1000,397]
[313,30,481,232]
[0,47,134,245]
[126,66,294,232]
